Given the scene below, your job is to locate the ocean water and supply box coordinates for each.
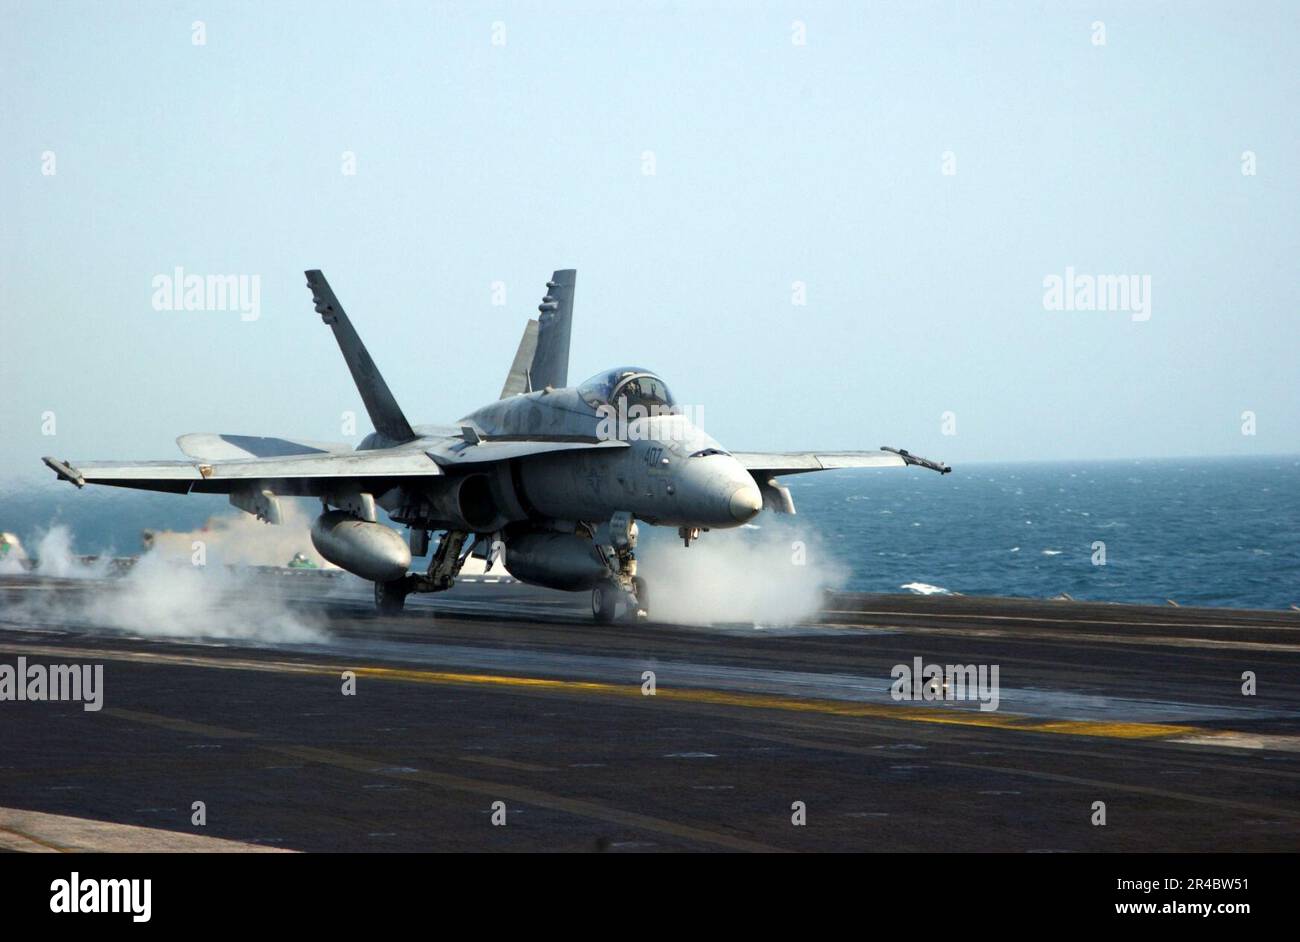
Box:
[787,456,1299,610]
[1,456,1297,610]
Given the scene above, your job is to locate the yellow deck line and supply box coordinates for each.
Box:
[352,665,1198,739]
[4,642,1214,742]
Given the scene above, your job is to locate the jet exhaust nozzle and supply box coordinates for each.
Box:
[310,510,411,582]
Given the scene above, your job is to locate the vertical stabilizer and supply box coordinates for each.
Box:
[529,269,576,389]
[500,319,540,398]
[304,270,416,443]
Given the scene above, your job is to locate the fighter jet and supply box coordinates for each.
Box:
[44,269,949,622]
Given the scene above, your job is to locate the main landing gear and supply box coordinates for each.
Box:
[375,577,410,614]
[372,529,471,614]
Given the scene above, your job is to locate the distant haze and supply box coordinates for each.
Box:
[2,2,1297,480]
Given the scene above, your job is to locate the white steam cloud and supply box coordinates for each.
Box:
[638,519,847,626]
[143,502,332,569]
[4,518,325,644]
[98,552,324,642]
[33,526,110,579]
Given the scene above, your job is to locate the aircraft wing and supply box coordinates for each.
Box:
[733,446,950,477]
[42,450,442,496]
[44,433,632,493]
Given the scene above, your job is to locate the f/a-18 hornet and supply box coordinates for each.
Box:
[44,270,949,621]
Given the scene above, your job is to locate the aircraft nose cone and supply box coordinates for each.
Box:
[728,484,763,522]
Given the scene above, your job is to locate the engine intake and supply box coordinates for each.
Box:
[397,473,506,532]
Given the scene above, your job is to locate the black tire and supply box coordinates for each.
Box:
[591,584,617,624]
[632,576,649,618]
[375,578,409,614]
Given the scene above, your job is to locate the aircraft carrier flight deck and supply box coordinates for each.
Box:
[1,573,1298,853]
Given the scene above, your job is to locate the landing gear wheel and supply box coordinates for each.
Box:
[592,584,617,624]
[375,578,409,614]
[632,576,649,620]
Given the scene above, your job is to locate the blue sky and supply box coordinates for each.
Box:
[2,0,1297,483]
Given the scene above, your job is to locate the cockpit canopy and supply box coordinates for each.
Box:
[578,367,679,414]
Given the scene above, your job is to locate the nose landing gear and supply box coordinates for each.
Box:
[632,575,648,620]
[591,576,649,624]
[592,583,618,623]
[590,512,650,623]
